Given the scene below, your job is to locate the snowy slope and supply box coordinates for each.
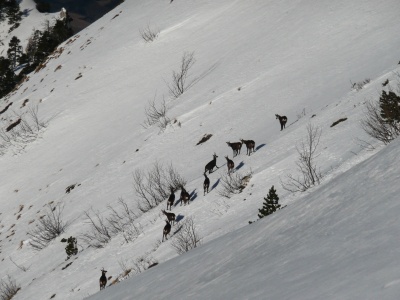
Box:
[0,0,399,299]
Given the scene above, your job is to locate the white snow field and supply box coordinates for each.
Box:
[0,0,400,299]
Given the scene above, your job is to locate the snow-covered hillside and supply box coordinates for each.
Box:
[0,0,400,299]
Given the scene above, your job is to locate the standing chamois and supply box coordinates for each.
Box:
[205,153,218,174]
[162,220,171,241]
[167,187,175,210]
[275,114,288,131]
[203,173,210,196]
[99,269,107,290]
[240,139,256,156]
[226,141,242,157]
[225,156,234,174]
[180,186,190,206]
[162,209,176,225]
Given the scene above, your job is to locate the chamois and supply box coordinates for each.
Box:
[205,153,218,174]
[275,114,288,131]
[167,187,175,210]
[225,156,234,174]
[226,141,242,157]
[203,173,210,196]
[162,220,171,241]
[99,269,107,290]
[180,186,190,206]
[162,209,176,225]
[240,139,256,156]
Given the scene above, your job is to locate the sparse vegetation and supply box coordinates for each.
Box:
[171,217,201,254]
[166,51,196,99]
[142,95,170,130]
[27,203,70,250]
[139,24,160,42]
[281,123,322,193]
[217,171,252,198]
[361,90,400,144]
[133,162,186,212]
[0,275,20,300]
[351,78,370,91]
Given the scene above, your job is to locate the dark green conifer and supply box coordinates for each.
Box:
[258,186,281,219]
[380,90,400,124]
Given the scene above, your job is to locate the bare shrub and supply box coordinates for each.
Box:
[0,275,20,300]
[167,51,196,99]
[217,171,252,198]
[81,209,112,248]
[281,123,322,193]
[106,198,143,243]
[133,162,187,212]
[139,24,160,42]
[171,217,201,254]
[361,100,400,144]
[0,105,51,156]
[82,200,143,247]
[351,78,370,91]
[27,203,70,250]
[142,95,170,130]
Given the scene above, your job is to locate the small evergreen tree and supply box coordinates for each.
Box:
[380,90,400,124]
[5,0,22,31]
[7,36,22,69]
[0,56,17,98]
[61,236,78,259]
[258,185,281,219]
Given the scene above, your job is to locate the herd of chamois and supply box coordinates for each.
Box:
[99,114,287,290]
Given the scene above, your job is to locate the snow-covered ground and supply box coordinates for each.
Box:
[0,0,400,299]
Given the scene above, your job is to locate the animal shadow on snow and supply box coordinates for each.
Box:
[235,161,244,171]
[256,143,266,151]
[190,189,197,202]
[211,178,220,191]
[175,214,184,223]
[173,224,184,235]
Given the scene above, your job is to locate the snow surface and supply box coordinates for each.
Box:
[0,0,399,299]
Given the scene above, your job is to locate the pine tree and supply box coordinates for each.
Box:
[61,236,78,259]
[7,36,22,69]
[258,185,281,219]
[0,57,17,98]
[380,90,400,124]
[5,0,22,31]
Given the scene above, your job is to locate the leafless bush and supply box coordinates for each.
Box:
[171,217,201,254]
[351,78,370,91]
[139,24,160,42]
[106,198,143,243]
[131,255,158,274]
[133,162,187,212]
[0,275,20,300]
[281,123,322,193]
[217,171,252,198]
[167,51,196,99]
[0,105,50,156]
[361,100,400,144]
[81,209,112,248]
[142,95,170,130]
[27,203,70,250]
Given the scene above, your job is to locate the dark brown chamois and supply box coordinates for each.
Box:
[162,220,171,241]
[167,187,175,210]
[180,186,190,206]
[275,114,288,131]
[225,156,234,174]
[203,173,210,196]
[205,153,218,174]
[99,269,107,290]
[240,139,256,156]
[226,141,242,157]
[162,209,176,225]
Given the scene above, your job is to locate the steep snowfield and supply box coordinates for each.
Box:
[0,0,399,299]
